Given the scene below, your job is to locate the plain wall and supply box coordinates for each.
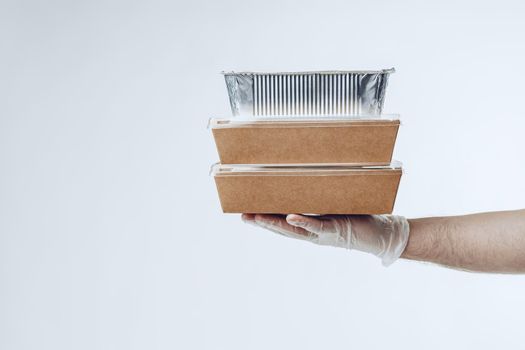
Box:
[1,0,525,349]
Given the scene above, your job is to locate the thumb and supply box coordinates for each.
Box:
[287,214,352,249]
[286,214,328,235]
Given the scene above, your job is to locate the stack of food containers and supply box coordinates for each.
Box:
[209,69,402,215]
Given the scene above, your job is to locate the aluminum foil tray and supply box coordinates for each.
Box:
[223,69,394,116]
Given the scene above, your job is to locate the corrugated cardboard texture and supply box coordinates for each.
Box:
[212,120,399,165]
[214,169,402,214]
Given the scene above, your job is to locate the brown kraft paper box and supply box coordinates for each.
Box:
[213,164,402,214]
[211,118,400,165]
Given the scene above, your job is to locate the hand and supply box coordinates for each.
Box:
[242,214,410,266]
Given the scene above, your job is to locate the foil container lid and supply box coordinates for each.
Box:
[223,69,395,117]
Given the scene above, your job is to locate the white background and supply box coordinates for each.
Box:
[2,0,525,349]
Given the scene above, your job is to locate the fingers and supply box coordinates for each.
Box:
[286,214,337,235]
[286,214,352,248]
[241,213,316,242]
[241,213,256,225]
[254,214,312,241]
[242,214,350,248]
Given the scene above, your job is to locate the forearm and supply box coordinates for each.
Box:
[402,209,525,273]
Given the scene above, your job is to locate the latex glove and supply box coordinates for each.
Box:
[242,214,410,266]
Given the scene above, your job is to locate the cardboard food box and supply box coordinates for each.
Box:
[212,162,402,214]
[210,116,400,165]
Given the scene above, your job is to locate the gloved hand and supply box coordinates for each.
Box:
[242,214,410,266]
